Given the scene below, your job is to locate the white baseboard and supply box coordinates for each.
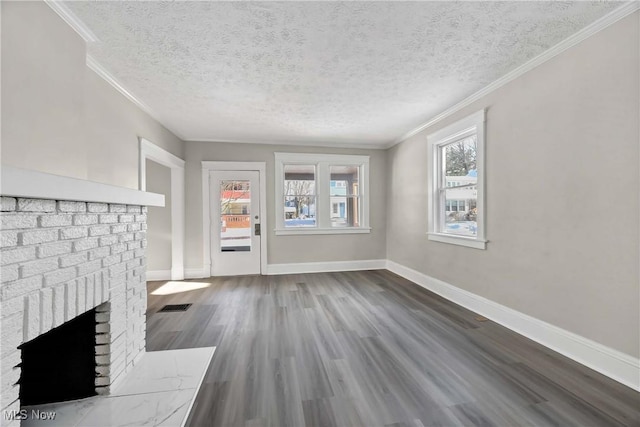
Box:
[386,260,640,392]
[146,270,171,281]
[184,267,208,279]
[266,259,387,275]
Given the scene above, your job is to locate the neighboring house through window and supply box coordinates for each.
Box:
[275,153,370,235]
[427,110,486,249]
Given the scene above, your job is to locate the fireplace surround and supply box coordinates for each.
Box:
[0,167,164,427]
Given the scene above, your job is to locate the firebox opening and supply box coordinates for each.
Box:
[19,308,98,406]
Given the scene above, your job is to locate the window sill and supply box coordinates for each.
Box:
[427,232,487,250]
[275,227,371,236]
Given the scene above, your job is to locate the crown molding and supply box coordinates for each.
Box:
[389,1,640,148]
[44,0,98,42]
[86,56,187,140]
[184,136,386,150]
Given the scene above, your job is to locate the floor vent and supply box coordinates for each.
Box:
[158,304,192,313]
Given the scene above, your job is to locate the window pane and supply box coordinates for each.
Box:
[444,135,477,178]
[284,196,316,227]
[330,165,359,196]
[220,180,251,252]
[444,190,477,236]
[284,164,315,195]
[330,196,359,228]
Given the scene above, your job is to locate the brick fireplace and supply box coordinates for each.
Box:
[0,195,151,426]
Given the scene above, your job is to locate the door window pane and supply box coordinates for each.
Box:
[220,180,251,251]
[284,165,316,227]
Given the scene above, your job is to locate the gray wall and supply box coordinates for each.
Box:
[386,12,639,357]
[184,142,387,268]
[1,1,183,189]
[146,160,172,272]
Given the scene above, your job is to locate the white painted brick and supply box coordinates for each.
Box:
[96,312,110,323]
[1,351,21,381]
[95,376,111,387]
[20,257,58,278]
[89,225,111,237]
[118,214,134,223]
[59,252,87,268]
[1,384,19,411]
[0,214,38,230]
[141,239,147,249]
[87,203,108,213]
[38,214,72,227]
[99,214,119,224]
[59,226,89,240]
[96,333,110,345]
[127,223,141,232]
[77,279,86,314]
[110,224,128,234]
[76,259,101,276]
[141,223,148,231]
[73,238,99,252]
[102,254,121,267]
[95,344,110,356]
[58,201,87,212]
[43,267,76,287]
[52,285,66,328]
[111,243,127,255]
[95,365,110,376]
[86,279,95,309]
[1,247,36,266]
[121,251,134,262]
[134,248,145,258]
[109,204,127,213]
[0,296,23,319]
[133,266,145,277]
[37,240,72,258]
[73,214,99,225]
[1,364,20,391]
[40,287,53,334]
[135,214,147,223]
[1,230,19,247]
[141,207,148,214]
[125,259,141,270]
[1,276,42,300]
[118,233,134,243]
[96,322,110,334]
[20,228,58,245]
[17,198,56,212]
[94,278,104,305]
[134,232,146,241]
[1,264,20,283]
[126,205,141,214]
[100,234,119,246]
[127,241,142,251]
[109,263,126,278]
[25,292,41,341]
[65,281,77,321]
[1,197,17,211]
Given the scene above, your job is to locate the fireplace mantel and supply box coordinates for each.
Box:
[0,166,164,207]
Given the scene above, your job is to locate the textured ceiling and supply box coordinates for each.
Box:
[63,1,621,147]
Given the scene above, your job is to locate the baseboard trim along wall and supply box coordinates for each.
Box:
[146,270,172,281]
[386,260,640,392]
[266,259,387,275]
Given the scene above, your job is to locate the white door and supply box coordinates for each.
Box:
[210,170,261,276]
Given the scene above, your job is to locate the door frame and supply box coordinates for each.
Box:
[201,161,267,276]
[139,138,185,280]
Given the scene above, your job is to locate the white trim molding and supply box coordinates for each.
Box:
[146,270,172,282]
[201,161,268,277]
[386,260,640,392]
[0,166,164,206]
[427,109,486,249]
[140,138,186,281]
[391,1,640,148]
[274,152,371,235]
[267,259,386,275]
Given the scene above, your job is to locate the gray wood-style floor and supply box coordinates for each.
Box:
[146,270,640,427]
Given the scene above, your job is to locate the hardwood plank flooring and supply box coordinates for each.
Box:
[145,270,640,426]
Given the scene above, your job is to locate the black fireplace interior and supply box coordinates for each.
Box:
[19,309,97,405]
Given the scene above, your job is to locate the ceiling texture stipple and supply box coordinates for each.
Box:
[63,1,622,148]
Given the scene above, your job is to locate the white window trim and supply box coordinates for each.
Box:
[427,110,487,250]
[274,152,370,235]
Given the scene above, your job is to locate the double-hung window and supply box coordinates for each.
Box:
[275,153,370,235]
[427,110,486,249]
